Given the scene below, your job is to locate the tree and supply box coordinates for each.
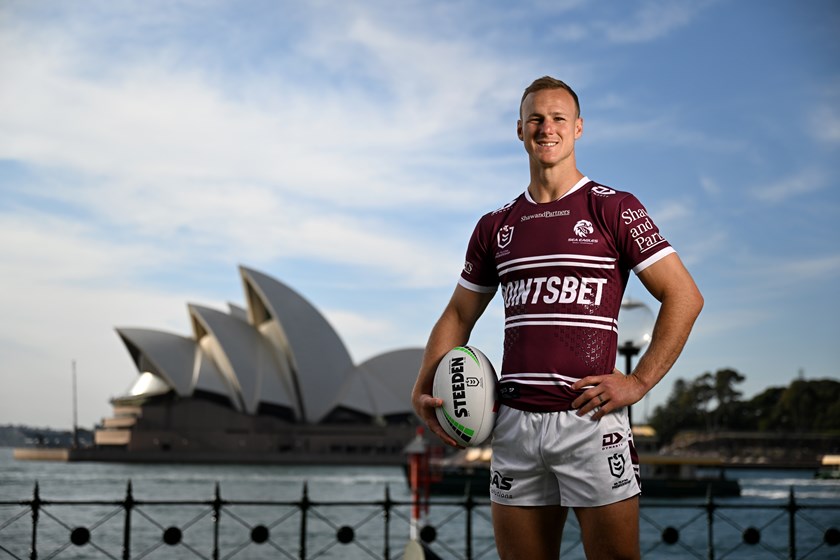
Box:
[649,377,709,443]
[711,368,745,430]
[693,372,716,431]
[771,379,840,432]
[648,369,840,445]
[740,386,785,431]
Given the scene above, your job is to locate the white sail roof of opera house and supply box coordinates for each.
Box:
[114,266,422,425]
[188,303,299,417]
[116,327,245,411]
[327,349,426,420]
[239,266,355,422]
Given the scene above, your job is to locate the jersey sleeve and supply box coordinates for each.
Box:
[614,193,676,274]
[458,215,499,293]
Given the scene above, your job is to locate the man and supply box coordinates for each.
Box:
[411,76,703,559]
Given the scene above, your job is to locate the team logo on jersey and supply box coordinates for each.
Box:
[497,225,514,248]
[591,185,616,196]
[608,453,626,478]
[463,260,474,274]
[573,220,594,238]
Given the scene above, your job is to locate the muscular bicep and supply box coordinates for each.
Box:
[636,252,702,305]
[414,285,495,395]
[447,284,496,330]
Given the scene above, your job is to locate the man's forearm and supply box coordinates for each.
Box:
[628,287,703,396]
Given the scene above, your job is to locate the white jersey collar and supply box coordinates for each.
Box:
[525,176,590,204]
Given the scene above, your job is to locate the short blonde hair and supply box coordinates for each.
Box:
[520,76,580,118]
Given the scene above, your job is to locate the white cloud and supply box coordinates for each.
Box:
[650,200,693,224]
[700,176,722,196]
[0,7,523,203]
[582,110,749,155]
[773,254,840,281]
[602,1,713,43]
[0,6,518,294]
[810,103,840,144]
[551,0,718,44]
[750,171,829,203]
[0,239,199,428]
[692,307,772,338]
[324,308,425,365]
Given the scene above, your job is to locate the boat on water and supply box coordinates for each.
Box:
[815,454,840,479]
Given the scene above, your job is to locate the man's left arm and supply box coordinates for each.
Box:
[572,252,704,420]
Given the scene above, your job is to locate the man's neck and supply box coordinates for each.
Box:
[527,166,585,203]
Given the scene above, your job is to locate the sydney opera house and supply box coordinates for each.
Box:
[83,266,424,465]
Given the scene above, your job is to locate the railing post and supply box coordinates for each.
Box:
[299,482,309,560]
[123,480,133,560]
[29,482,40,560]
[213,483,222,560]
[383,485,392,560]
[464,487,475,560]
[787,487,798,560]
[705,484,715,560]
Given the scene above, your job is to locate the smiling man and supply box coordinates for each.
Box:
[412,76,703,559]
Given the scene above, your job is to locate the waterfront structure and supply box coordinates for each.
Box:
[87,266,423,464]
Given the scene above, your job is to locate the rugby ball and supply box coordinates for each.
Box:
[433,346,499,447]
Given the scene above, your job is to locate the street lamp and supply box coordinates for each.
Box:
[617,298,654,426]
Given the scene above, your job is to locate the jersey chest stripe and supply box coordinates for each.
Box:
[506,313,617,325]
[501,378,575,388]
[499,261,615,276]
[504,320,618,332]
[498,253,616,268]
[503,372,579,383]
[499,253,616,267]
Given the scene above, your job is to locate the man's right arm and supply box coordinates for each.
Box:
[411,284,496,447]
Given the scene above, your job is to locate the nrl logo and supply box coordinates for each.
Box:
[574,220,594,238]
[608,453,626,478]
[497,225,514,248]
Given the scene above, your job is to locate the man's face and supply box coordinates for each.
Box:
[517,88,583,169]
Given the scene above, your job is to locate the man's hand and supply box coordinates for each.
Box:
[571,370,647,421]
[412,392,462,448]
[411,285,494,448]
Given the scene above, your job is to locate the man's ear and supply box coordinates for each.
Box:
[517,120,524,141]
[575,117,583,139]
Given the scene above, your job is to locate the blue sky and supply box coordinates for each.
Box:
[1,0,838,429]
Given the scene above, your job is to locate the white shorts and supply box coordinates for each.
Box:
[489,405,641,507]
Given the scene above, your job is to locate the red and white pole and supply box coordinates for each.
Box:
[405,427,429,541]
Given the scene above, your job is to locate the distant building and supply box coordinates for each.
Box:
[90,266,423,464]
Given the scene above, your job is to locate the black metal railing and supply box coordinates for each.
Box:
[1,483,839,559]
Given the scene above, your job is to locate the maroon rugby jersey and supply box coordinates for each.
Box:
[459,177,675,412]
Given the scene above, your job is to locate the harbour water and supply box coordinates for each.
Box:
[1,448,839,559]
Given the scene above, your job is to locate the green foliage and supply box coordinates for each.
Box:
[770,379,840,432]
[648,370,840,444]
